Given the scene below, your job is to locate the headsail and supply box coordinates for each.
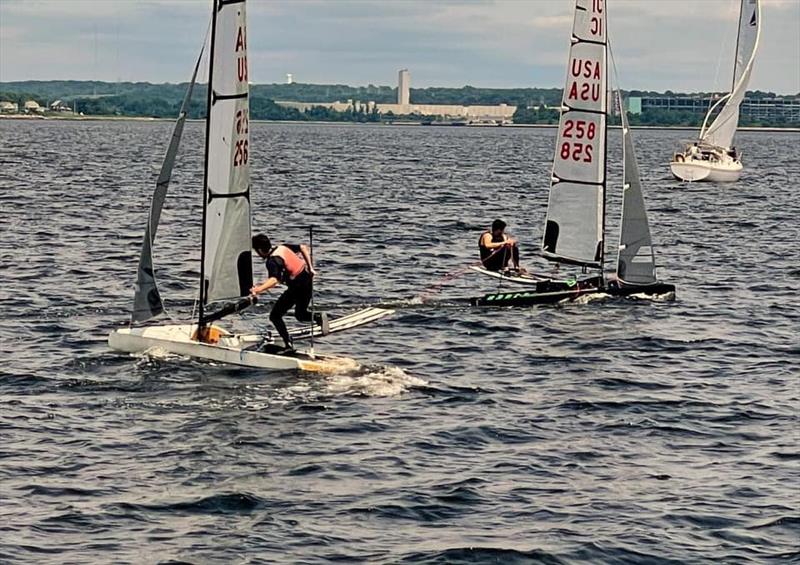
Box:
[201,0,253,306]
[700,0,761,149]
[131,46,204,323]
[616,90,656,285]
[542,0,607,268]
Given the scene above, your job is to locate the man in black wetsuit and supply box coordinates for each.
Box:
[250,233,329,352]
[478,219,523,272]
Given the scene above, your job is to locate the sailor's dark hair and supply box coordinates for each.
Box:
[252,233,271,252]
[491,219,506,232]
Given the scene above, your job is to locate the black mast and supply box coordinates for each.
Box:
[197,0,218,338]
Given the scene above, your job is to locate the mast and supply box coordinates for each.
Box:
[197,0,253,336]
[197,0,218,334]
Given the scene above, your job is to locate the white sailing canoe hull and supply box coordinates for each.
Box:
[108,324,356,373]
[670,159,742,183]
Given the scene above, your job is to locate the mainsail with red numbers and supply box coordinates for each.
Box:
[542,0,607,269]
[201,0,253,306]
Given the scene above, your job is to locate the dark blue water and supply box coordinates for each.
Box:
[0,119,798,563]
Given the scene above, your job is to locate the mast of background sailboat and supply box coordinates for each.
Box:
[731,0,744,93]
[197,0,219,335]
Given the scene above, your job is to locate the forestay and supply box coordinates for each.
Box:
[202,0,252,304]
[132,47,204,323]
[542,0,607,268]
[616,90,656,285]
[700,0,760,149]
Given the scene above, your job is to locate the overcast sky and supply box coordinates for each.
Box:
[1,0,798,94]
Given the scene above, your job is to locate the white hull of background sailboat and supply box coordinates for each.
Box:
[108,0,389,372]
[472,0,674,307]
[671,0,760,183]
[670,154,742,182]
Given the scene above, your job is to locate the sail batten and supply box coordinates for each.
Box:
[541,0,607,268]
[700,0,760,149]
[131,46,204,323]
[201,0,253,306]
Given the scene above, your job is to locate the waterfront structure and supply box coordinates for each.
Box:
[397,69,410,106]
[627,95,800,122]
[0,101,18,113]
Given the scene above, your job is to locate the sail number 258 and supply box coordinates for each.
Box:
[560,119,595,162]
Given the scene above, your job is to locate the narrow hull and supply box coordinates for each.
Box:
[471,276,675,307]
[471,276,604,307]
[606,280,676,298]
[108,324,356,373]
[670,157,742,183]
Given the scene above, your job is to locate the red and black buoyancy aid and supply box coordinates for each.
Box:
[271,245,306,280]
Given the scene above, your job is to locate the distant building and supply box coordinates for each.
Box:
[397,69,410,106]
[626,95,800,122]
[23,100,43,113]
[49,99,72,112]
[0,101,19,113]
[286,73,293,85]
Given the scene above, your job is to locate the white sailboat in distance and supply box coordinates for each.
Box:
[670,0,761,182]
[108,0,392,372]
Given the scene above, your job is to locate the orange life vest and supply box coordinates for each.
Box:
[271,245,306,280]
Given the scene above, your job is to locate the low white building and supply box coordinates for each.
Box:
[0,101,19,113]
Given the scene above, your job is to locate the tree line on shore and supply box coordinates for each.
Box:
[1,81,796,127]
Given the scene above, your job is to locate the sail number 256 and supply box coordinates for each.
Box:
[560,119,595,162]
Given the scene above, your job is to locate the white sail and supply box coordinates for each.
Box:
[616,90,656,284]
[203,0,252,304]
[542,0,607,268]
[700,0,761,149]
[132,48,204,323]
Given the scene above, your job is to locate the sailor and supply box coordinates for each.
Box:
[251,233,329,352]
[479,219,524,273]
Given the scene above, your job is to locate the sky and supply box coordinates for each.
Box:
[0,0,798,94]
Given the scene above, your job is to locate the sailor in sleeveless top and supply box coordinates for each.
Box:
[479,219,522,272]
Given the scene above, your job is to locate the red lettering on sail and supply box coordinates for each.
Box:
[568,82,579,100]
[590,16,602,36]
[236,27,246,52]
[593,0,603,14]
[237,56,248,82]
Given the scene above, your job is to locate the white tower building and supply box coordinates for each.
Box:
[397,69,410,106]
[286,73,293,84]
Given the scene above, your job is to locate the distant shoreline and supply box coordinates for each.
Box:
[1,114,798,133]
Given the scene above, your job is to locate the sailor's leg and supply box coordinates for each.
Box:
[512,244,521,269]
[292,273,330,334]
[270,288,296,348]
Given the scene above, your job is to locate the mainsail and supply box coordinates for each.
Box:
[201,0,253,306]
[542,0,607,268]
[616,90,656,285]
[700,0,761,149]
[131,47,204,323]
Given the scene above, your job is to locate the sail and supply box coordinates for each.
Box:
[700,0,760,149]
[131,47,204,323]
[616,90,656,284]
[202,0,252,304]
[542,0,607,268]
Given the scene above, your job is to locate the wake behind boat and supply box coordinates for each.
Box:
[472,0,675,307]
[108,0,391,372]
[670,0,761,182]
